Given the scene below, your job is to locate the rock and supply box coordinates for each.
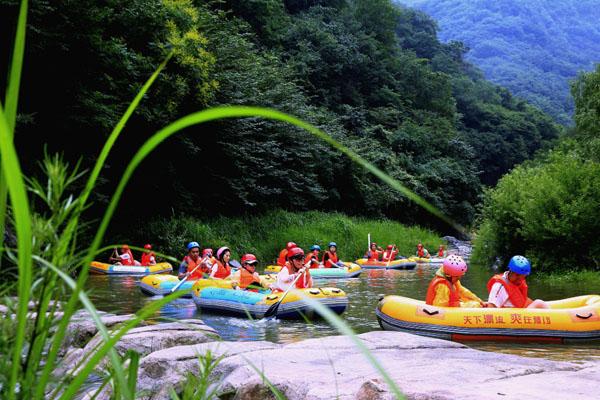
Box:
[135,331,600,400]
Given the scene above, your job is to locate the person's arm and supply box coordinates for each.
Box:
[431,284,450,307]
[457,282,482,303]
[178,261,188,279]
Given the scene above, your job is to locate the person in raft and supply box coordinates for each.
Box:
[425,255,488,308]
[437,245,446,258]
[140,244,157,265]
[322,242,344,268]
[305,245,322,268]
[277,241,297,266]
[209,246,233,279]
[487,255,549,309]
[365,242,382,261]
[178,241,209,280]
[110,244,141,266]
[272,247,313,291]
[381,245,398,262]
[416,243,430,259]
[232,254,262,291]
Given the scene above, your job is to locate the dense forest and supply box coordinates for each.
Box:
[1,0,560,233]
[401,0,600,125]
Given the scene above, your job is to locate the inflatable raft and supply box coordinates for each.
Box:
[139,274,276,298]
[354,258,416,270]
[192,280,348,319]
[264,262,362,278]
[376,295,600,343]
[90,261,172,275]
[407,257,444,263]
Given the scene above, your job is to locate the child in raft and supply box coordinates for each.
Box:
[425,255,490,308]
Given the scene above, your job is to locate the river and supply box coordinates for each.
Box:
[85,261,600,363]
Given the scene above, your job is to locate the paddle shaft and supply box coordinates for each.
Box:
[386,245,396,268]
[264,267,307,318]
[171,255,208,293]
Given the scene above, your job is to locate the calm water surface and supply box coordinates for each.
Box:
[85,262,600,362]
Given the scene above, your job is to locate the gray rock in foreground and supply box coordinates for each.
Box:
[136,331,599,400]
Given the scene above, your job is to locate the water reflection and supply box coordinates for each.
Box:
[85,264,600,361]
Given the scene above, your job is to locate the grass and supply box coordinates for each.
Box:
[143,210,444,266]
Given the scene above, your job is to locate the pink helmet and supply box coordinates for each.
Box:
[443,255,467,277]
[216,246,230,260]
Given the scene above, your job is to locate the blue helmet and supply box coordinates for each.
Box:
[328,242,337,248]
[508,255,531,275]
[310,245,321,251]
[186,241,200,251]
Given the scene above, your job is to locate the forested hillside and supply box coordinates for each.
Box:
[1,0,560,231]
[401,0,600,125]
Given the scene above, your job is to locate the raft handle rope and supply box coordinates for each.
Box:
[309,289,320,295]
[331,288,341,294]
[423,309,440,316]
[576,313,593,320]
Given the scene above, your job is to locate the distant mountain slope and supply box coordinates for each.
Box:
[401,0,600,125]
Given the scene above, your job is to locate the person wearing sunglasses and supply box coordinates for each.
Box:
[233,253,263,291]
[272,247,313,291]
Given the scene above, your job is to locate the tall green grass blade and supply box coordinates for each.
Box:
[0,0,28,265]
[126,351,140,398]
[37,53,173,395]
[0,104,33,399]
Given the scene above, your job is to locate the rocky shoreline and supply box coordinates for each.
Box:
[58,310,599,400]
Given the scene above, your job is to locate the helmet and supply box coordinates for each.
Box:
[121,244,130,250]
[508,255,531,275]
[328,242,337,248]
[310,245,321,251]
[387,245,394,250]
[286,241,297,250]
[443,255,467,277]
[202,248,213,257]
[187,241,200,251]
[144,244,152,250]
[216,246,230,260]
[241,254,258,265]
[287,247,305,260]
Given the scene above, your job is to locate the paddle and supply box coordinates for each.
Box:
[263,267,307,318]
[229,259,241,269]
[386,245,396,268]
[170,256,208,293]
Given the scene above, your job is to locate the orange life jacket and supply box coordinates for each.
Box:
[366,249,380,261]
[182,255,207,280]
[284,263,312,288]
[213,260,231,279]
[239,268,261,290]
[322,251,338,268]
[277,249,288,266]
[487,274,530,308]
[305,252,320,268]
[425,276,460,307]
[141,252,155,266]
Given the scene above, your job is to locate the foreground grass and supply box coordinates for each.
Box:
[140,210,444,265]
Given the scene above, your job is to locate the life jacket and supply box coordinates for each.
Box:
[322,251,338,268]
[437,249,445,257]
[277,249,288,266]
[284,263,312,288]
[425,276,460,307]
[417,248,425,258]
[239,267,261,290]
[382,250,398,262]
[141,252,155,266]
[487,274,530,308]
[120,250,135,266]
[305,252,320,268]
[213,260,231,279]
[366,249,380,261]
[182,255,207,280]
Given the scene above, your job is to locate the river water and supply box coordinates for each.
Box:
[85,262,600,362]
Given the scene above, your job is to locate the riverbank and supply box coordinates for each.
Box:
[126,210,445,264]
[60,311,599,399]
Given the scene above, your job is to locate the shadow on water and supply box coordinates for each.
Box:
[85,262,600,361]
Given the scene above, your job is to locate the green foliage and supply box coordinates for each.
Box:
[403,0,600,125]
[170,350,224,400]
[572,64,600,141]
[140,210,443,264]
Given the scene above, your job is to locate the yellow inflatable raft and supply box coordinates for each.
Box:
[376,295,600,343]
[90,261,172,275]
[264,262,361,278]
[139,273,275,297]
[355,258,416,270]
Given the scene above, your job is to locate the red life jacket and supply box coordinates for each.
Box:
[121,250,135,266]
[277,249,288,266]
[487,274,530,308]
[322,251,338,268]
[366,249,380,261]
[425,276,460,307]
[141,252,155,266]
[305,252,320,268]
[182,255,206,280]
[213,260,231,279]
[417,248,425,257]
[239,268,261,290]
[382,250,398,262]
[284,263,312,288]
[437,249,445,257]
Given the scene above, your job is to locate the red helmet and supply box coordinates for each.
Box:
[144,244,152,250]
[241,254,258,265]
[387,245,393,250]
[286,241,297,250]
[287,247,305,260]
[121,244,129,250]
